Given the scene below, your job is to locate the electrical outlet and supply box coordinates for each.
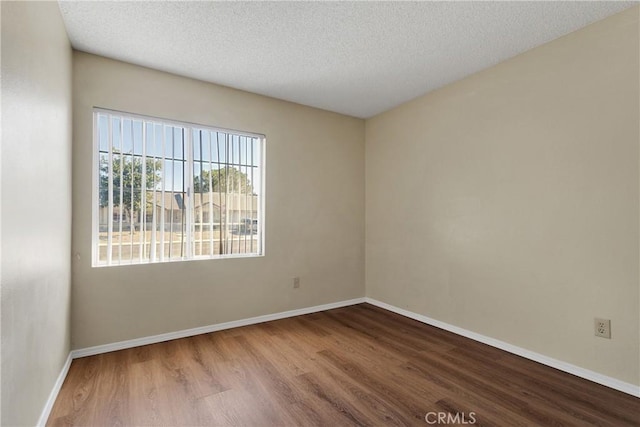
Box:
[594,318,611,339]
[293,277,300,289]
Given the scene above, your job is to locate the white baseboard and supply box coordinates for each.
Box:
[38,298,365,425]
[71,297,366,359]
[364,297,640,398]
[38,294,638,426]
[37,352,72,427]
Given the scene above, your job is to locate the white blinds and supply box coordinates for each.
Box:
[93,109,264,266]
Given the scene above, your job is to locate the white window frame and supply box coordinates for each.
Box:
[91,107,266,267]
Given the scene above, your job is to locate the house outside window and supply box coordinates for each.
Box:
[93,108,265,266]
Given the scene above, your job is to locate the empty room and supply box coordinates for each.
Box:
[1,1,639,426]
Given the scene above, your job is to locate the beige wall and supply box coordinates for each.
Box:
[366,6,640,386]
[1,2,73,425]
[4,7,632,420]
[72,52,365,349]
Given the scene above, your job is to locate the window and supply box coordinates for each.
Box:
[92,108,265,267]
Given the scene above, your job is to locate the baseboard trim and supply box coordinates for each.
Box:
[364,297,640,398]
[41,298,365,424]
[37,352,72,426]
[71,297,366,359]
[41,294,638,426]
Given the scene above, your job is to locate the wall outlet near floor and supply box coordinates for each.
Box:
[293,277,300,289]
[594,318,611,339]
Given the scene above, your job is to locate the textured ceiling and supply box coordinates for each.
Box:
[58,1,635,118]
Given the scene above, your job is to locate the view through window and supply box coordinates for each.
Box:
[93,109,264,266]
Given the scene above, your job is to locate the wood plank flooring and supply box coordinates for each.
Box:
[48,304,640,426]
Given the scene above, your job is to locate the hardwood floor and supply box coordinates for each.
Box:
[48,304,640,426]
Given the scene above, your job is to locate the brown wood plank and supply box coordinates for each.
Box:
[47,304,640,426]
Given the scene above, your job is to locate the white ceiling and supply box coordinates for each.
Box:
[58,1,636,119]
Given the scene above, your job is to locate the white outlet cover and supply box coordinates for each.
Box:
[594,318,611,339]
